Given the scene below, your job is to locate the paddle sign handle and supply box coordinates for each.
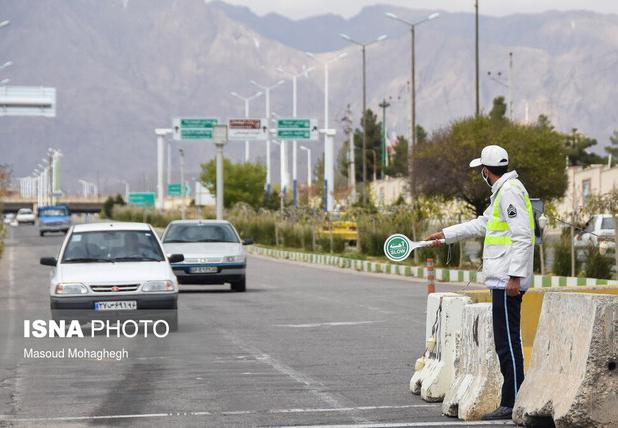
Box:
[415,239,446,248]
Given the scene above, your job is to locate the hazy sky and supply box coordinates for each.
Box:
[217,0,618,19]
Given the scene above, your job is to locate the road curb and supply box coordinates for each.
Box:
[246,246,618,288]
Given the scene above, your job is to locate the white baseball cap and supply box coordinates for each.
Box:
[469,145,509,168]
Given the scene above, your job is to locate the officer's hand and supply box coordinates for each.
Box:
[506,277,521,296]
[424,231,445,247]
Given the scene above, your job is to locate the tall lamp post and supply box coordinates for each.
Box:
[385,11,439,200]
[249,79,286,195]
[300,146,312,189]
[230,90,263,162]
[305,51,347,211]
[275,65,314,208]
[339,33,387,206]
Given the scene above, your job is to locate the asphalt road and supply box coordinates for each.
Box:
[0,224,509,428]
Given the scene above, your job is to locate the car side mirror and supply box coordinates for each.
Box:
[242,238,254,246]
[168,254,184,263]
[40,257,57,267]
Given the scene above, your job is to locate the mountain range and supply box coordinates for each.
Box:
[1,0,617,194]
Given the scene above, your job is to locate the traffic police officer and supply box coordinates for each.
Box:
[426,145,534,420]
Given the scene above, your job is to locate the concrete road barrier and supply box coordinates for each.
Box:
[442,303,502,420]
[513,293,618,427]
[410,293,472,402]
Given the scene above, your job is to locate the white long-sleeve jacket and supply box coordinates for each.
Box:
[442,170,535,290]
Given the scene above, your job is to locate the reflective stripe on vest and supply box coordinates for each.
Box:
[484,180,535,246]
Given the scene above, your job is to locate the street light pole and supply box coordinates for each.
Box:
[305,52,347,211]
[250,79,285,195]
[300,146,312,189]
[339,33,387,206]
[385,11,439,200]
[230,90,263,162]
[155,128,172,210]
[276,66,314,207]
[179,148,186,220]
[378,98,391,179]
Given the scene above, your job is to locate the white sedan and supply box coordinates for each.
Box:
[40,222,184,330]
[162,220,250,292]
[16,208,36,225]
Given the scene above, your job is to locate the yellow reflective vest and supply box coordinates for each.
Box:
[443,171,535,290]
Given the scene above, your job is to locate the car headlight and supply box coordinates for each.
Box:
[55,283,88,295]
[224,255,245,263]
[142,280,176,292]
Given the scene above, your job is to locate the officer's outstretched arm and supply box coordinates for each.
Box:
[502,187,533,278]
[442,207,490,244]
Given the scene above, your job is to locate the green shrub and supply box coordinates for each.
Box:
[552,231,579,276]
[584,246,613,279]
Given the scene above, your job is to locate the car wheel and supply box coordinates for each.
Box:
[39,231,45,237]
[231,277,246,292]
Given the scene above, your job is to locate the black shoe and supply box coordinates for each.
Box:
[481,406,513,420]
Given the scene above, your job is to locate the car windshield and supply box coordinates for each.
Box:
[18,209,32,214]
[62,230,165,263]
[163,223,239,243]
[40,209,67,216]
[601,217,615,230]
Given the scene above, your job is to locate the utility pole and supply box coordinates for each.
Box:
[378,98,391,179]
[339,33,387,206]
[385,11,439,201]
[475,0,480,117]
[342,104,356,204]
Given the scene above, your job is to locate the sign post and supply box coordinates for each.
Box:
[213,125,228,220]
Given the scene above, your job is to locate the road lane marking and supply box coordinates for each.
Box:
[276,422,515,428]
[220,328,371,424]
[0,404,441,422]
[268,404,438,413]
[274,321,384,328]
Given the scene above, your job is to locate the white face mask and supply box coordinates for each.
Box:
[481,168,491,187]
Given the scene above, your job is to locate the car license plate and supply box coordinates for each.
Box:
[95,301,137,311]
[190,266,218,274]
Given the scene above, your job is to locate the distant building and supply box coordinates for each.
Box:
[370,177,410,206]
[557,164,618,215]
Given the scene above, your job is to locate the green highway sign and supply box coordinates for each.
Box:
[276,118,318,140]
[277,129,311,139]
[179,118,217,129]
[181,129,213,140]
[127,192,156,208]
[277,119,310,129]
[173,117,218,140]
[167,183,190,197]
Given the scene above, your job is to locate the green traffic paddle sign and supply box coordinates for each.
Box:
[384,234,411,262]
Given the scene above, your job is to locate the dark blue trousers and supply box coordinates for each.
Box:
[491,288,525,408]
